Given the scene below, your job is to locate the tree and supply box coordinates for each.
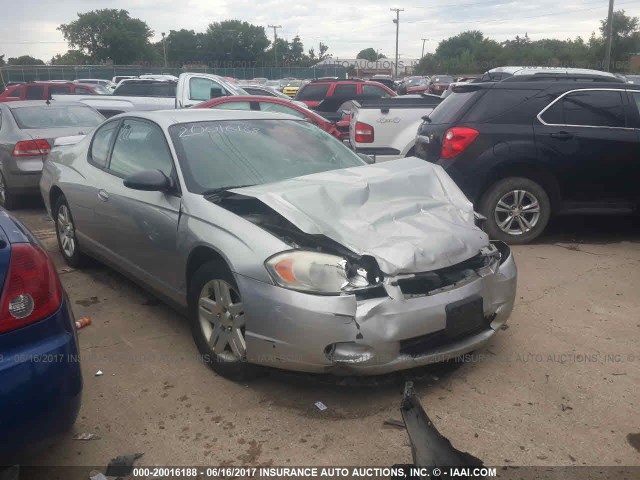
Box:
[58,9,154,64]
[600,10,640,67]
[51,50,91,65]
[0,55,5,66]
[203,20,269,64]
[357,48,384,61]
[164,29,203,66]
[7,55,45,65]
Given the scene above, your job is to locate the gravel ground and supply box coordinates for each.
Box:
[12,204,640,476]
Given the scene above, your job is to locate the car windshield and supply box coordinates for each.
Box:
[12,105,105,129]
[407,78,427,86]
[169,119,365,194]
[433,76,454,83]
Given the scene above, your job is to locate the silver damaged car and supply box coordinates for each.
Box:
[40,109,517,378]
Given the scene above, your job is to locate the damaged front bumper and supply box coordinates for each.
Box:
[238,242,517,375]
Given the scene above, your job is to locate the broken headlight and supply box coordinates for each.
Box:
[265,250,371,294]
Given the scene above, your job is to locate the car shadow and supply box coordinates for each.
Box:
[537,214,640,245]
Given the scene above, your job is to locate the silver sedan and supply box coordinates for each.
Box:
[0,101,104,209]
[40,109,517,379]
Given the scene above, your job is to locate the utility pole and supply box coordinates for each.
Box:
[604,0,615,71]
[268,25,282,68]
[161,32,167,68]
[391,8,404,79]
[421,38,429,58]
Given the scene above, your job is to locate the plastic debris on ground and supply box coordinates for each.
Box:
[73,433,100,440]
[314,401,328,411]
[105,453,144,477]
[75,316,92,329]
[95,370,104,377]
[89,471,109,480]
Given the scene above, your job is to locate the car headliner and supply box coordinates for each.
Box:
[109,108,303,128]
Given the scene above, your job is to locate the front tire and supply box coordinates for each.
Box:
[479,177,551,244]
[188,260,257,380]
[54,196,87,267]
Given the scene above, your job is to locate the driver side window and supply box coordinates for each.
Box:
[108,119,174,178]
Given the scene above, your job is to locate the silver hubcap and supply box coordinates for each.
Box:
[198,280,246,362]
[57,205,76,257]
[495,189,541,235]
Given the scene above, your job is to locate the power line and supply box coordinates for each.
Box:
[406,0,639,25]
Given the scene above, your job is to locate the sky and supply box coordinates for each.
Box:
[1,0,640,62]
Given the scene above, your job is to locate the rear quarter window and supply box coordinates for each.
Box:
[427,90,483,125]
[463,88,543,124]
[296,84,330,101]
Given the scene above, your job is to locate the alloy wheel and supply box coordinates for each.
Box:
[494,189,541,235]
[198,279,246,362]
[57,204,76,258]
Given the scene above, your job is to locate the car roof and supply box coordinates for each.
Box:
[113,108,302,127]
[456,79,640,93]
[3,100,90,109]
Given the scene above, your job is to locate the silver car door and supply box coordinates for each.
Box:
[93,118,182,302]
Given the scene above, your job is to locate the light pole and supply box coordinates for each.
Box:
[391,8,404,79]
[421,38,430,58]
[268,24,282,68]
[161,32,167,68]
[604,0,615,71]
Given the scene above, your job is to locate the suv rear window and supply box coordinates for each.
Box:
[427,90,482,124]
[296,84,330,101]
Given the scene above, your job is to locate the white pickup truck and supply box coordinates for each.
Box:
[348,95,442,162]
[52,73,244,117]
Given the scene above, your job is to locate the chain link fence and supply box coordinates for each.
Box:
[0,64,349,85]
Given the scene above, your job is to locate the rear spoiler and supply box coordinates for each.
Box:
[53,135,86,147]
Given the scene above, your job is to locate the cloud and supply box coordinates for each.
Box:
[0,0,637,61]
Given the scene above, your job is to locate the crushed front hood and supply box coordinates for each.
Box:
[233,157,489,275]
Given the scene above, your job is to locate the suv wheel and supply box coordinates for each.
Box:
[480,177,551,244]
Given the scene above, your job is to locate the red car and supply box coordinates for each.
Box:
[194,95,348,141]
[294,79,396,108]
[0,81,100,102]
[427,75,455,95]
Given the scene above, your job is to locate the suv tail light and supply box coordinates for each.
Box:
[441,127,479,159]
[0,243,63,334]
[12,139,51,157]
[354,121,374,143]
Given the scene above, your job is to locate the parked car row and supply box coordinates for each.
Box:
[0,72,518,460]
[347,67,640,244]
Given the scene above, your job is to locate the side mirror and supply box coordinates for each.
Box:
[123,169,173,192]
[210,87,224,98]
[357,153,375,164]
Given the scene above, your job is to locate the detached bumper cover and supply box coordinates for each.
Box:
[239,245,516,375]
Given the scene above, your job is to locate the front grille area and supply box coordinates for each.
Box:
[396,253,492,296]
[399,314,496,357]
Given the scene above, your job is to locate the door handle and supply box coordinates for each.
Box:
[550,131,574,140]
[97,190,109,201]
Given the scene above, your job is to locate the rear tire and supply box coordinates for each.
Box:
[0,171,18,210]
[188,260,258,380]
[54,196,87,268]
[479,177,551,244]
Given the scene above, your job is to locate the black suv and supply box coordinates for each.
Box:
[414,73,639,243]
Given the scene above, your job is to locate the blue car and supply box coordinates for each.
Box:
[0,208,82,462]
